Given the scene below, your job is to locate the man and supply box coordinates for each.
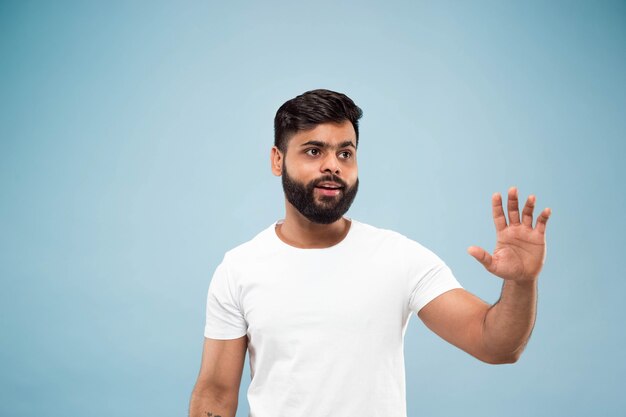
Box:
[189,89,551,417]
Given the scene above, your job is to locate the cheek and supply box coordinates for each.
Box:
[285,158,317,180]
[289,155,318,171]
[345,164,358,181]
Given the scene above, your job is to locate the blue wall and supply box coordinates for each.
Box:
[1,1,624,416]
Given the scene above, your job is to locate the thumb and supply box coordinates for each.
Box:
[467,246,494,271]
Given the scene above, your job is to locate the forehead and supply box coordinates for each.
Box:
[288,121,356,148]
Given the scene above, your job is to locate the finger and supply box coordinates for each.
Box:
[507,186,521,225]
[467,246,494,272]
[521,194,535,227]
[535,207,552,234]
[492,192,507,232]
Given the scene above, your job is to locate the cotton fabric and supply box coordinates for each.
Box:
[204,219,462,417]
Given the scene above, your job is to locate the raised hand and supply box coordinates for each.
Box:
[468,187,551,283]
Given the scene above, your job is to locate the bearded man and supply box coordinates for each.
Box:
[189,89,552,417]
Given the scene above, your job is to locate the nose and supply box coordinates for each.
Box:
[320,153,341,175]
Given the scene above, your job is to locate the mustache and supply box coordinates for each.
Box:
[311,175,348,189]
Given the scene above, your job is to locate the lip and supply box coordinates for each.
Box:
[316,182,343,189]
[315,186,342,197]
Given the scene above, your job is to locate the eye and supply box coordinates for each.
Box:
[338,151,352,159]
[305,148,321,157]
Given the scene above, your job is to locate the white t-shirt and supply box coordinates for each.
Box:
[204,218,462,417]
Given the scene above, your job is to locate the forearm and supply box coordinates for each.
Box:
[481,279,537,363]
[189,388,238,417]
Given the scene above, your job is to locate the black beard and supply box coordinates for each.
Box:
[281,165,359,225]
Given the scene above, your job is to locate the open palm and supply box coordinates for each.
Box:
[468,187,551,282]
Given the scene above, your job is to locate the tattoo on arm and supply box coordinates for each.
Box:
[206,412,222,417]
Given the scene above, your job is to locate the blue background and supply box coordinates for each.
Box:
[1,1,625,416]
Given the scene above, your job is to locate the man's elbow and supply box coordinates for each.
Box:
[190,382,239,409]
[479,349,523,365]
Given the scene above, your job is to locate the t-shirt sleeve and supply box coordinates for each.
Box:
[204,260,248,339]
[407,243,463,314]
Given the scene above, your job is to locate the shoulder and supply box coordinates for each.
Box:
[352,220,426,248]
[352,220,404,238]
[221,223,277,265]
[352,220,443,262]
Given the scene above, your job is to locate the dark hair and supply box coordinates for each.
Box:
[274,89,363,153]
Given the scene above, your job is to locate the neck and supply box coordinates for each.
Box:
[276,201,351,249]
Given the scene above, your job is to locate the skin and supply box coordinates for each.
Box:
[271,120,552,364]
[420,188,551,363]
[189,335,246,417]
[270,121,358,248]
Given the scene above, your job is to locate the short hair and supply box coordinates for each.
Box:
[274,89,363,153]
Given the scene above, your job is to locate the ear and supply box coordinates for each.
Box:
[270,146,283,176]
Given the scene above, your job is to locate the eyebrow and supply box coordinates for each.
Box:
[300,140,356,149]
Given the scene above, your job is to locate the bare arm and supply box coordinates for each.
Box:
[483,279,537,361]
[189,335,248,417]
[419,282,536,364]
[418,188,550,364]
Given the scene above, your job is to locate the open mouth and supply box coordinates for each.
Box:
[315,184,343,196]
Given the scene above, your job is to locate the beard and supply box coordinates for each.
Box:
[281,164,359,225]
